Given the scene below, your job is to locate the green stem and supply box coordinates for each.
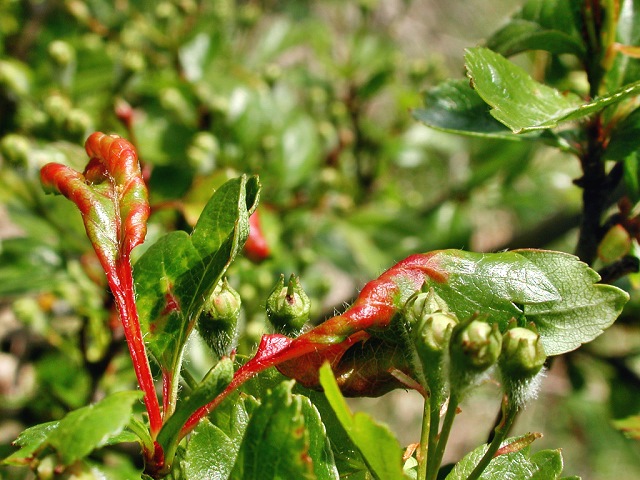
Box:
[181,368,198,391]
[417,395,431,480]
[129,417,155,458]
[426,393,459,480]
[466,398,518,480]
[428,403,441,469]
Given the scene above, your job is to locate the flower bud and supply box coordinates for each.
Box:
[43,93,71,126]
[65,109,92,137]
[0,133,30,167]
[0,59,30,97]
[48,40,75,67]
[197,278,241,358]
[238,3,261,27]
[413,312,458,355]
[122,50,146,73]
[451,319,502,373]
[412,310,458,404]
[187,132,219,174]
[66,0,91,22]
[499,327,546,380]
[266,274,310,335]
[404,287,450,326]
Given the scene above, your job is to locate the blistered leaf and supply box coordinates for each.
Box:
[40,132,161,433]
[187,249,627,430]
[230,381,316,480]
[40,132,150,272]
[446,435,564,480]
[465,47,640,133]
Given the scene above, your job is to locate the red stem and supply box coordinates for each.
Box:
[109,255,163,436]
[179,326,368,438]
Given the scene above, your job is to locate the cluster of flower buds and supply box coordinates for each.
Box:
[407,291,547,402]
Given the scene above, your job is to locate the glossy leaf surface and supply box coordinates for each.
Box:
[157,359,233,459]
[39,132,161,433]
[134,176,259,372]
[40,132,150,273]
[412,80,531,140]
[465,47,640,133]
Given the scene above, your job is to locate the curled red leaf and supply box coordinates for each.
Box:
[41,132,149,267]
[40,133,161,437]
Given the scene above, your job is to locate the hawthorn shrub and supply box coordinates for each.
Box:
[1,1,640,479]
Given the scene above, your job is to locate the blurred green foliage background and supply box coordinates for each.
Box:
[1,1,639,478]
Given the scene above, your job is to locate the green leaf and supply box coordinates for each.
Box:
[183,393,256,480]
[157,358,234,461]
[529,450,564,479]
[298,388,372,479]
[412,80,532,140]
[230,381,316,480]
[487,20,584,57]
[47,390,144,465]
[318,363,405,480]
[446,436,565,480]
[135,176,260,372]
[2,421,59,466]
[516,249,628,355]
[402,250,627,356]
[275,114,322,191]
[2,391,143,467]
[183,420,238,480]
[299,395,340,480]
[605,107,640,162]
[421,250,560,334]
[465,47,640,133]
[486,0,584,58]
